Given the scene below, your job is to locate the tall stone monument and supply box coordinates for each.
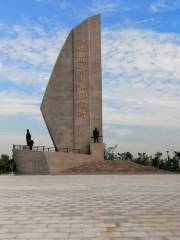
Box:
[41,14,102,154]
[13,15,103,174]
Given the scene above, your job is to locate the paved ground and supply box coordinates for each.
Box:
[0,175,180,240]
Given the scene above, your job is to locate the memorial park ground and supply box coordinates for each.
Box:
[0,174,180,240]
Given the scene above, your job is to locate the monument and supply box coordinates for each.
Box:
[41,14,102,154]
[13,15,104,174]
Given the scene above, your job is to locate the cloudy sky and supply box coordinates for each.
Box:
[1,0,180,156]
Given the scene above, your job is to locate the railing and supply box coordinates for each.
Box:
[13,145,80,153]
[13,136,103,153]
[59,147,80,153]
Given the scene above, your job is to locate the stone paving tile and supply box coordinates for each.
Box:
[0,175,179,240]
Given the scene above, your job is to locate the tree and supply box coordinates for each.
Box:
[104,144,113,160]
[136,152,150,165]
[126,152,133,161]
[0,154,10,173]
[171,152,180,171]
[118,152,133,161]
[152,152,162,168]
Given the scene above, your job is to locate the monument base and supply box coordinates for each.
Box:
[13,143,104,175]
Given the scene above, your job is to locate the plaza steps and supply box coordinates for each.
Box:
[63,160,168,174]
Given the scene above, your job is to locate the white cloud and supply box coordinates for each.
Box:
[0,63,49,86]
[0,91,40,118]
[89,0,137,14]
[0,22,68,121]
[104,125,134,137]
[58,0,71,9]
[114,128,134,137]
[0,22,67,87]
[34,0,71,9]
[102,28,180,128]
[89,0,119,13]
[149,0,180,12]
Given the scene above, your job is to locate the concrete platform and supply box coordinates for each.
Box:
[13,143,104,174]
[0,175,180,239]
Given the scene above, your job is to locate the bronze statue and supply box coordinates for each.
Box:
[26,129,34,150]
[26,129,31,146]
[93,127,99,143]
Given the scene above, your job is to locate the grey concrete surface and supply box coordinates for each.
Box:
[41,15,102,154]
[0,175,180,239]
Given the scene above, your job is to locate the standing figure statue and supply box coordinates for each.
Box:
[93,127,99,143]
[26,129,31,146]
[26,129,34,150]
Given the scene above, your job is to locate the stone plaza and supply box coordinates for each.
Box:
[0,174,180,240]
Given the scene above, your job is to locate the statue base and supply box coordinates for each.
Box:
[13,143,104,175]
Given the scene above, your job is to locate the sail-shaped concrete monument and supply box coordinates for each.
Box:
[41,14,102,154]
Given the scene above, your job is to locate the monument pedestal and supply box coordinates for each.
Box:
[13,143,104,175]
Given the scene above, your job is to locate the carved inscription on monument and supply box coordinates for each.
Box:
[75,45,89,119]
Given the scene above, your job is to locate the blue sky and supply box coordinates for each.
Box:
[1,0,180,156]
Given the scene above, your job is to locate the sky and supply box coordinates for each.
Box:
[1,0,180,157]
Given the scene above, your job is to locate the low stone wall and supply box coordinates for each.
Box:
[14,150,49,175]
[13,143,104,175]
